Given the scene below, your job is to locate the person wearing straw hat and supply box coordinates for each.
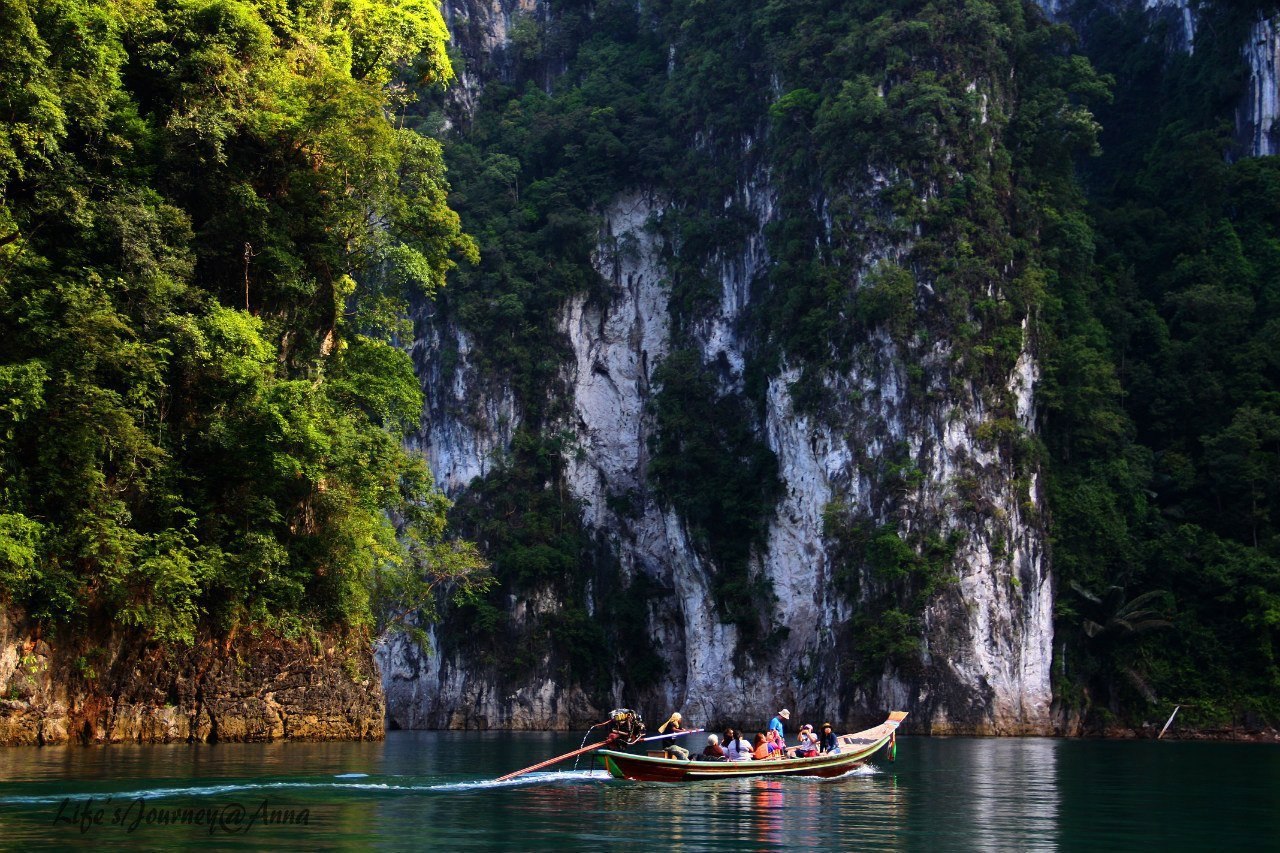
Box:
[819,722,839,754]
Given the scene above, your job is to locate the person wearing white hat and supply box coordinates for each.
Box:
[795,723,818,757]
[768,708,789,741]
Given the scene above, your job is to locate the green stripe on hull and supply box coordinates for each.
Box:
[592,713,906,782]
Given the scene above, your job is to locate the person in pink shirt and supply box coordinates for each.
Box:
[765,729,785,758]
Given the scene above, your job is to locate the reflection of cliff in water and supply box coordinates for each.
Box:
[963,738,1060,851]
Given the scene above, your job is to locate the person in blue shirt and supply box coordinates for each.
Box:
[768,708,789,740]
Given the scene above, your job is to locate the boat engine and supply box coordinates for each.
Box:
[605,708,646,745]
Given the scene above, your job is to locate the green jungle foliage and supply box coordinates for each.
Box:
[1043,0,1280,727]
[649,350,782,652]
[0,0,488,646]
[444,427,665,697]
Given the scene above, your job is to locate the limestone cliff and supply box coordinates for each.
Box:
[1243,11,1280,156]
[380,0,1280,737]
[0,611,383,746]
[381,0,1055,734]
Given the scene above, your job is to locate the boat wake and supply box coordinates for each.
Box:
[430,769,608,792]
[832,764,881,778]
[0,770,611,805]
[0,765,881,805]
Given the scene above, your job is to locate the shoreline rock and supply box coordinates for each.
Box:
[0,611,384,747]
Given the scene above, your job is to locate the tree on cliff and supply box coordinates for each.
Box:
[0,0,487,644]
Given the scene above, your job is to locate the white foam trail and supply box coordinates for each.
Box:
[431,769,608,792]
[832,764,881,778]
[789,764,881,783]
[0,770,612,805]
[334,773,369,779]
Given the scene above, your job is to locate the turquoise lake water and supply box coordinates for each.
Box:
[0,732,1276,850]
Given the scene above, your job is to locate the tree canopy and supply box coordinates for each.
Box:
[0,0,487,644]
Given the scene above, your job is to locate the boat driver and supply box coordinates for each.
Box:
[658,712,690,760]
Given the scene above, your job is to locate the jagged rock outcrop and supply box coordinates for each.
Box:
[406,319,519,494]
[1243,12,1280,157]
[378,0,1057,735]
[0,611,383,746]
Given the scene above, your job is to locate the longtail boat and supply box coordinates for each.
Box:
[596,711,907,782]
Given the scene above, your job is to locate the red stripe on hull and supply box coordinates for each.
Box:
[600,751,865,782]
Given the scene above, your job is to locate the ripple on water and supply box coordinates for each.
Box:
[0,734,1276,851]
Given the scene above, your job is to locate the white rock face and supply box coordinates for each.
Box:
[1243,14,1280,157]
[381,6,1054,735]
[443,0,539,57]
[1145,0,1197,50]
[754,336,1051,733]
[561,195,669,533]
[406,320,517,496]
[387,177,1053,734]
[440,0,543,119]
[556,193,758,724]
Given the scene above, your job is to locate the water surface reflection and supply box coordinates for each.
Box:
[0,733,1276,850]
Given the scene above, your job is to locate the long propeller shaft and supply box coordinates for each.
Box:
[496,741,613,782]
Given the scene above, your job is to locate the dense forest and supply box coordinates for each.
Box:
[1,0,1276,732]
[0,0,488,648]
[1047,0,1280,727]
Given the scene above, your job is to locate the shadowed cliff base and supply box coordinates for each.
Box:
[0,611,383,747]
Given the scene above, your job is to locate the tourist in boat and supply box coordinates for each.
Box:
[765,729,786,758]
[768,708,789,740]
[794,724,818,758]
[724,728,753,761]
[659,712,690,760]
[819,722,839,754]
[701,734,726,760]
[751,732,771,759]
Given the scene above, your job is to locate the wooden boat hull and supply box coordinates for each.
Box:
[598,711,907,782]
